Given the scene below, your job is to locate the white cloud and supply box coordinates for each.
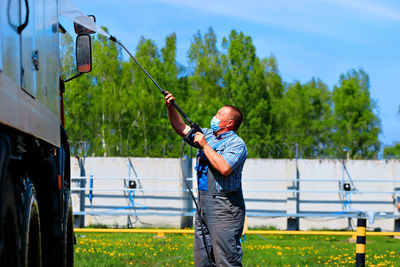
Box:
[319,0,400,22]
[149,0,333,36]
[151,0,400,37]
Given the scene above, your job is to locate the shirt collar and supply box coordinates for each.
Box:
[213,130,236,140]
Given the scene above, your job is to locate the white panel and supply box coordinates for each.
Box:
[21,0,37,96]
[0,0,21,83]
[0,70,60,147]
[43,0,59,114]
[0,0,60,146]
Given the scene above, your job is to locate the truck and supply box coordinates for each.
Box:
[0,0,93,265]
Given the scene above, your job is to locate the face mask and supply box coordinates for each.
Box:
[210,117,224,132]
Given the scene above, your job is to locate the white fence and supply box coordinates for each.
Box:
[70,157,400,230]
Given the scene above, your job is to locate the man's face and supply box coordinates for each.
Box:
[215,107,234,129]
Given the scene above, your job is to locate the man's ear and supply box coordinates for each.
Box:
[227,120,235,130]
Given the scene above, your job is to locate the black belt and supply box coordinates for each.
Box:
[199,189,242,197]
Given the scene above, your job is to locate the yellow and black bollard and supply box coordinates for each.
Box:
[356,218,367,267]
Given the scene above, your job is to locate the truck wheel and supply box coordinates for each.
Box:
[0,172,21,266]
[64,190,74,267]
[21,180,41,266]
[0,134,21,266]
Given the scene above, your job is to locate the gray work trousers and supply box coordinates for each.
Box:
[193,170,245,267]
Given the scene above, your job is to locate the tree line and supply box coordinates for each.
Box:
[61,27,385,159]
[384,105,400,158]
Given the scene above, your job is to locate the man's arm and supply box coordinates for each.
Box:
[194,132,232,176]
[165,91,191,137]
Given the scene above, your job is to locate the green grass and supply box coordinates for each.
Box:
[74,232,400,266]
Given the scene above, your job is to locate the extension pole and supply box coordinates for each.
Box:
[356,218,366,267]
[109,36,193,125]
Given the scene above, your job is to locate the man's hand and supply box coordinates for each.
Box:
[194,132,207,148]
[165,91,175,108]
[165,90,191,137]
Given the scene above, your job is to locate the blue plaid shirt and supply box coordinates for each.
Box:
[198,128,248,193]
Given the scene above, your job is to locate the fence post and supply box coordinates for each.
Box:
[78,157,86,228]
[287,144,300,230]
[394,219,400,237]
[395,187,400,236]
[356,218,366,267]
[294,144,300,229]
[181,154,193,229]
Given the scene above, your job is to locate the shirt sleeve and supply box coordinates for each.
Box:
[201,128,211,134]
[221,139,248,171]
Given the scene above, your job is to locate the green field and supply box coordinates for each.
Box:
[74,232,400,266]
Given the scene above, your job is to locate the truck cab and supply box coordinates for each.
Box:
[0,0,92,265]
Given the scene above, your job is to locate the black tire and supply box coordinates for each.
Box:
[0,134,21,266]
[64,190,74,267]
[0,173,21,266]
[21,180,42,267]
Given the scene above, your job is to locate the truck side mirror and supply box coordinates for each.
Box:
[74,15,96,35]
[76,34,92,73]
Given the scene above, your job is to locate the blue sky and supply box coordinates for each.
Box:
[67,0,400,147]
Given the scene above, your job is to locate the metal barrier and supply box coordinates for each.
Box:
[70,156,400,230]
[73,228,400,236]
[71,176,400,219]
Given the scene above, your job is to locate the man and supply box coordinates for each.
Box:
[165,91,248,267]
